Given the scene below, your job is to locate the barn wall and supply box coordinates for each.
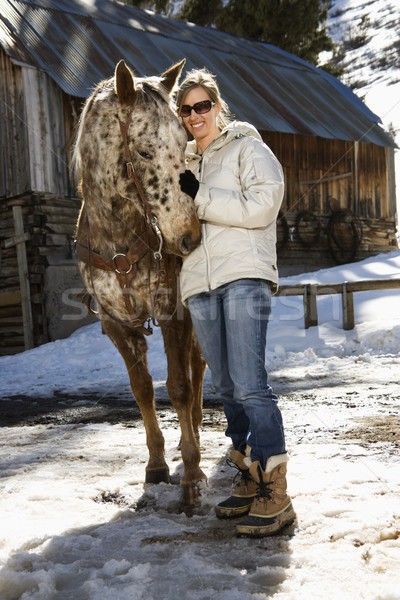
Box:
[21,65,71,195]
[263,132,395,219]
[0,51,72,198]
[263,131,398,275]
[0,54,86,354]
[0,52,30,196]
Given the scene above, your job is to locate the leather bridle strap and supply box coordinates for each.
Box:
[118,106,154,224]
[75,224,155,335]
[118,106,164,261]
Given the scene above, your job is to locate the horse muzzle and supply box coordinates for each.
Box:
[177,213,202,256]
[179,229,201,256]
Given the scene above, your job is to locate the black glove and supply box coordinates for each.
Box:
[179,170,199,200]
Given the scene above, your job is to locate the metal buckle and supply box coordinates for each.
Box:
[112,253,133,274]
[148,215,163,260]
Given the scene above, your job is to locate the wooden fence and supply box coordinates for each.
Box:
[277,278,400,330]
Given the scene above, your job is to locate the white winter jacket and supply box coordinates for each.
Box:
[180,121,284,304]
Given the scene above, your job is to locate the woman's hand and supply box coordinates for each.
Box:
[179,170,200,200]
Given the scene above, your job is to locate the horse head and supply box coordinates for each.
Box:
[74,59,201,257]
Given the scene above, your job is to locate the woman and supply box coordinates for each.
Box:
[176,68,295,537]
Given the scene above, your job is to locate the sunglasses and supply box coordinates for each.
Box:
[180,100,215,118]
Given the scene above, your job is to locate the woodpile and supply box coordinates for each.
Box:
[0,193,81,355]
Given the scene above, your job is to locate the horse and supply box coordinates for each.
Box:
[73,59,206,507]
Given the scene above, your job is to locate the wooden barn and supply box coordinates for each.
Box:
[0,0,397,355]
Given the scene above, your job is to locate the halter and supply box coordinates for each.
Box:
[75,102,179,334]
[118,105,163,260]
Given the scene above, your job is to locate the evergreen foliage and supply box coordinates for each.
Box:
[120,0,346,76]
[180,0,335,67]
[179,0,223,27]
[123,0,170,12]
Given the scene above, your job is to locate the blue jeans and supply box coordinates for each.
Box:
[187,279,286,470]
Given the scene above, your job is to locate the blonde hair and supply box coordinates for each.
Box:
[176,68,232,130]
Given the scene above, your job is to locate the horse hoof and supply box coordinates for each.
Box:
[181,481,201,508]
[145,467,170,484]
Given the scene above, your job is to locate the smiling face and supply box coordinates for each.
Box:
[181,86,221,154]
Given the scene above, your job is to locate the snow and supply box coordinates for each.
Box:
[1,250,400,599]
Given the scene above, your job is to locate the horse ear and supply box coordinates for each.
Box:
[115,60,137,106]
[160,59,186,95]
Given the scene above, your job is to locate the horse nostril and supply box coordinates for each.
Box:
[180,235,191,255]
[180,232,200,255]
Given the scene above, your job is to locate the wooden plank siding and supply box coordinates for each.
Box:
[1,51,72,198]
[263,132,392,219]
[0,52,30,197]
[0,51,82,354]
[262,131,397,275]
[21,66,71,196]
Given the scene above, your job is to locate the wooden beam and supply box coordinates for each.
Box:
[3,231,31,249]
[342,282,355,330]
[386,147,396,217]
[278,278,400,298]
[304,283,318,329]
[299,172,353,185]
[277,277,400,330]
[12,206,34,350]
[354,141,359,215]
[0,290,21,307]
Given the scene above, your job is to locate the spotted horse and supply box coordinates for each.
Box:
[73,59,206,507]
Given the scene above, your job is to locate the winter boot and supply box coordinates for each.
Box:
[215,450,259,518]
[236,454,295,537]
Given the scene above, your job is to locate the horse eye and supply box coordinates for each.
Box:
[138,150,152,160]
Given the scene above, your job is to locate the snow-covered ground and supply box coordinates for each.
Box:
[1,250,400,599]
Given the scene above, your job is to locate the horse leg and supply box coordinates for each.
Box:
[162,313,206,506]
[190,332,206,444]
[101,318,169,484]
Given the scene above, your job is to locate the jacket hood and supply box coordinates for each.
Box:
[186,120,263,157]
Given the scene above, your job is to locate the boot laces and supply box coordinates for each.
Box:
[256,465,274,500]
[226,458,252,485]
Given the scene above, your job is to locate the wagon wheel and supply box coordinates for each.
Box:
[295,210,321,248]
[327,210,362,264]
[276,210,289,252]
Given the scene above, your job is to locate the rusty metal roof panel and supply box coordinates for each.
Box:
[0,0,394,147]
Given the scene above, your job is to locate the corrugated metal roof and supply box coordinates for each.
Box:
[0,0,395,146]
